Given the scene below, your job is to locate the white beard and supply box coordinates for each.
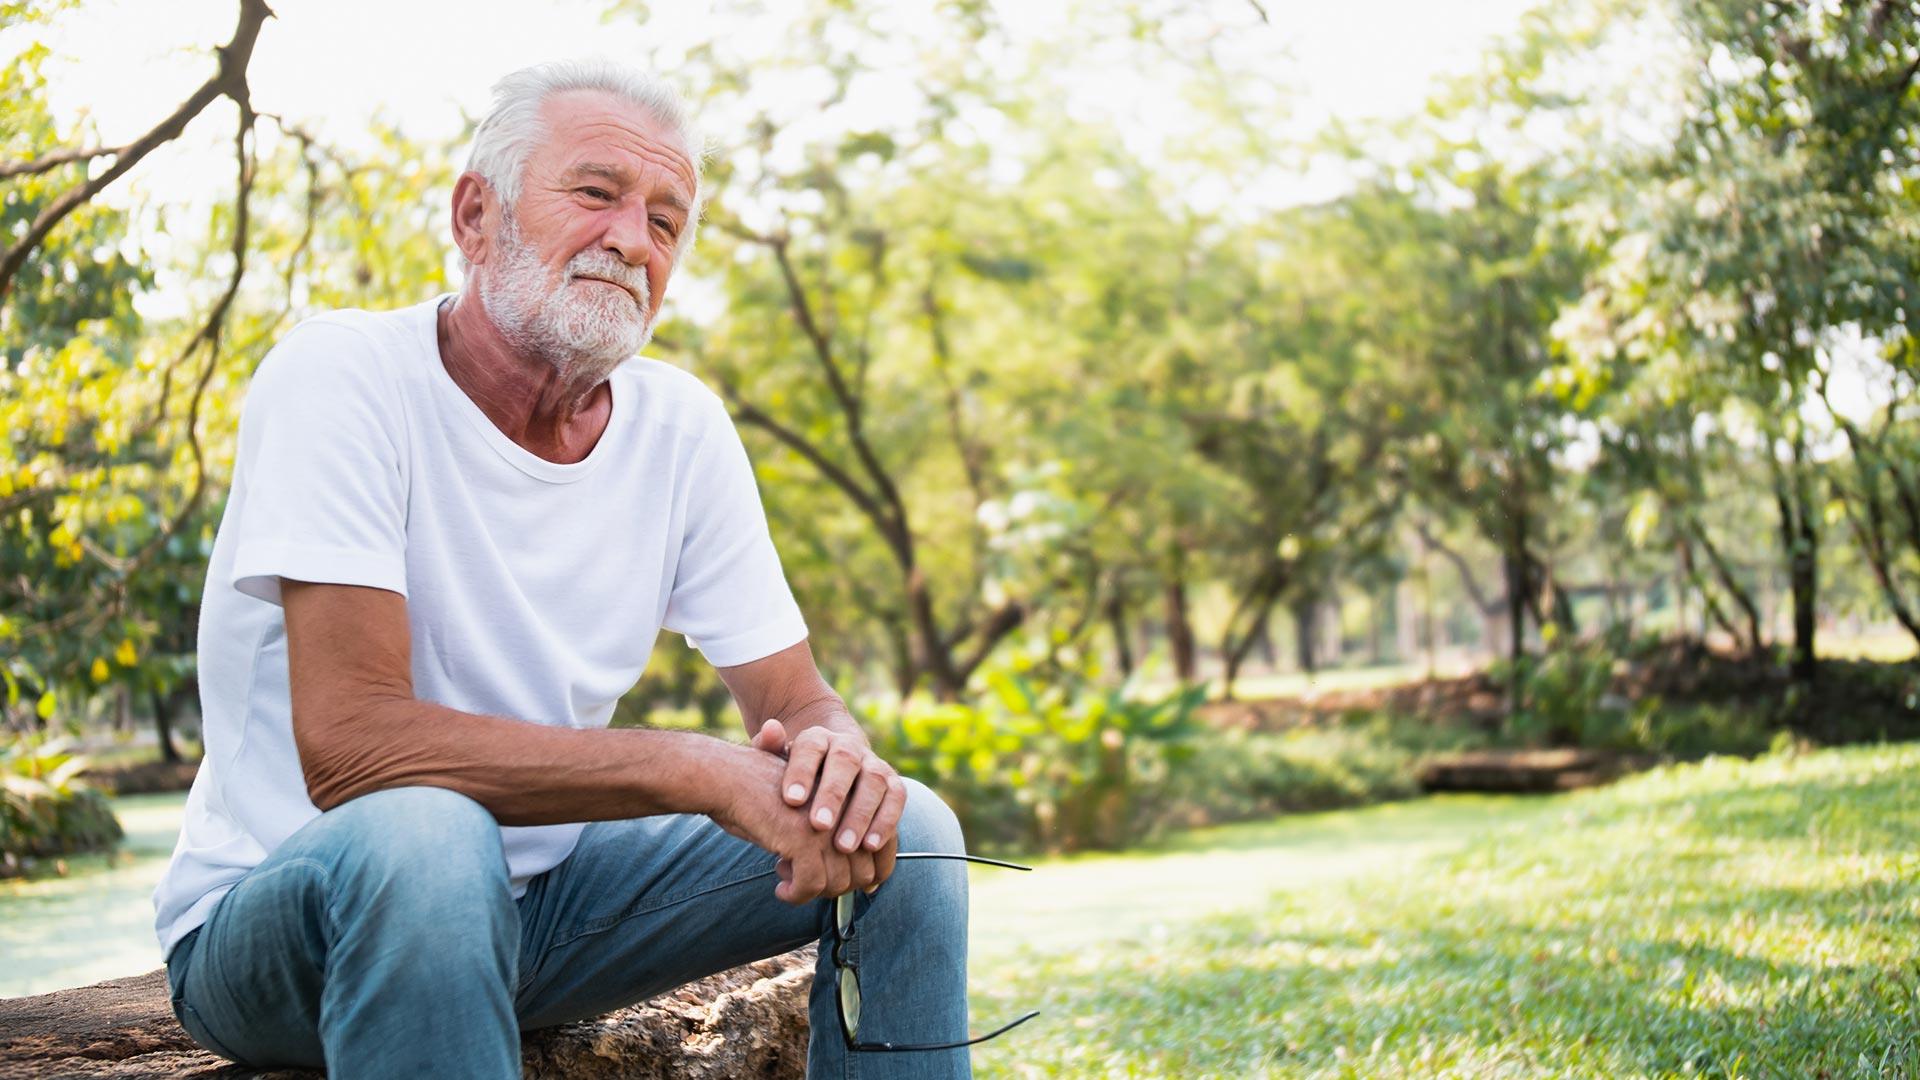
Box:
[478,213,653,383]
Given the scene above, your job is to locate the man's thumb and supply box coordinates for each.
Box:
[753,718,787,753]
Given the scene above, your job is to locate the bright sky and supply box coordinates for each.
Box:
[27,0,1541,211]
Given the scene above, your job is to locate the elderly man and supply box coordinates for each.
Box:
[152,60,987,1079]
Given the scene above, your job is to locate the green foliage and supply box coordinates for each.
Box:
[0,735,122,875]
[1495,635,1621,746]
[865,638,1440,851]
[973,743,1920,1078]
[1140,727,1420,835]
[866,641,1207,851]
[1495,636,1775,755]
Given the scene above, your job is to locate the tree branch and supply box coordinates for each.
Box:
[0,145,119,180]
[716,379,903,560]
[0,0,273,304]
[954,601,1027,685]
[90,100,257,582]
[922,277,991,511]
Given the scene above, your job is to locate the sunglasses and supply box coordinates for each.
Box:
[829,852,1041,1053]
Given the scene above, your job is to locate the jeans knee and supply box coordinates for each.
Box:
[319,786,509,909]
[896,777,966,857]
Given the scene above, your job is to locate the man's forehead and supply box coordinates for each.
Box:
[534,90,697,196]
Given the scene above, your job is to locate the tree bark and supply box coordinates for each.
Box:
[1220,576,1283,701]
[1164,578,1196,683]
[149,689,180,765]
[1291,596,1317,674]
[1770,438,1820,683]
[1688,520,1764,654]
[1679,536,1742,646]
[1104,593,1134,677]
[1503,549,1528,663]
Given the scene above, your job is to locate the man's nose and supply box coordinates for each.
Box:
[600,203,653,268]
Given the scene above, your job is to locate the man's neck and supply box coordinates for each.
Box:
[436,294,613,465]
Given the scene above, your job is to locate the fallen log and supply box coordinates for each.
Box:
[1418,748,1655,793]
[0,949,812,1079]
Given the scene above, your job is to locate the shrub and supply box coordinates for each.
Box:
[1492,637,1777,756]
[1,736,123,876]
[866,643,1429,852]
[1493,636,1621,747]
[865,645,1206,852]
[1128,727,1421,839]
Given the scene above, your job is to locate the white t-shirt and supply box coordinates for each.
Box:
[152,295,808,958]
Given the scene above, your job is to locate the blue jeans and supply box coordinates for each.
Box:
[164,781,972,1078]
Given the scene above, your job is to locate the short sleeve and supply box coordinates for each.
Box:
[662,399,808,666]
[226,321,409,605]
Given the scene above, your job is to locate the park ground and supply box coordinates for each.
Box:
[5,742,1916,1078]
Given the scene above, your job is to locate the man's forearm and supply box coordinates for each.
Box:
[298,697,755,826]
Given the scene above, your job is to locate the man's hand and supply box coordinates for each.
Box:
[709,742,881,904]
[752,718,904,894]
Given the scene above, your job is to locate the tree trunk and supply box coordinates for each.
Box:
[1690,521,1764,654]
[905,571,964,700]
[1771,442,1820,683]
[1292,597,1317,674]
[1221,586,1283,701]
[149,688,180,765]
[1104,593,1134,678]
[1503,550,1528,663]
[865,615,909,701]
[1680,536,1742,646]
[1164,579,1196,683]
[1550,580,1579,639]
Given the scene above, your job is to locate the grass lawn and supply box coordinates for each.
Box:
[968,744,1920,1078]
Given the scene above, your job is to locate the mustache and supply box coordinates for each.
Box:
[566,254,649,310]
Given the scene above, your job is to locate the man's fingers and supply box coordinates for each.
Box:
[848,847,877,893]
[822,846,853,899]
[862,774,908,852]
[780,844,824,905]
[752,718,789,756]
[807,742,865,832]
[835,760,894,853]
[870,834,897,891]
[781,729,829,807]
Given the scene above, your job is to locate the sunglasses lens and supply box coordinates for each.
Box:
[839,965,862,1040]
[836,891,856,936]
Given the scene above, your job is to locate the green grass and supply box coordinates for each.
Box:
[10,745,1918,1079]
[968,744,1920,1078]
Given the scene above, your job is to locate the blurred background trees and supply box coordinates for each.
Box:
[3,0,1918,853]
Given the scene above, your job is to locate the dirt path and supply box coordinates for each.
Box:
[967,793,1551,970]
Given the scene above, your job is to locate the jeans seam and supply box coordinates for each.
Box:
[540,866,782,955]
[179,856,337,1066]
[175,996,254,1066]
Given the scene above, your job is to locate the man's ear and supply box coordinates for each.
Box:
[450,172,495,266]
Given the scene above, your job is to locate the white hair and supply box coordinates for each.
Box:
[464,59,706,264]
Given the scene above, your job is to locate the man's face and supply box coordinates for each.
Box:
[478,89,697,378]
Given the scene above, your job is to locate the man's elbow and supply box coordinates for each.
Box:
[293,701,393,813]
[298,741,358,813]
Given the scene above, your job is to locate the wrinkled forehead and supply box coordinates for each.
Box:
[528,89,698,202]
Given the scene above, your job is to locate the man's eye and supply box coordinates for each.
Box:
[652,216,679,237]
[579,187,613,201]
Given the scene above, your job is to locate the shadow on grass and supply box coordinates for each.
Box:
[980,889,1920,1078]
[974,748,1920,1078]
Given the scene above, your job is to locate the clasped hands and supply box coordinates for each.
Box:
[712,717,909,905]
